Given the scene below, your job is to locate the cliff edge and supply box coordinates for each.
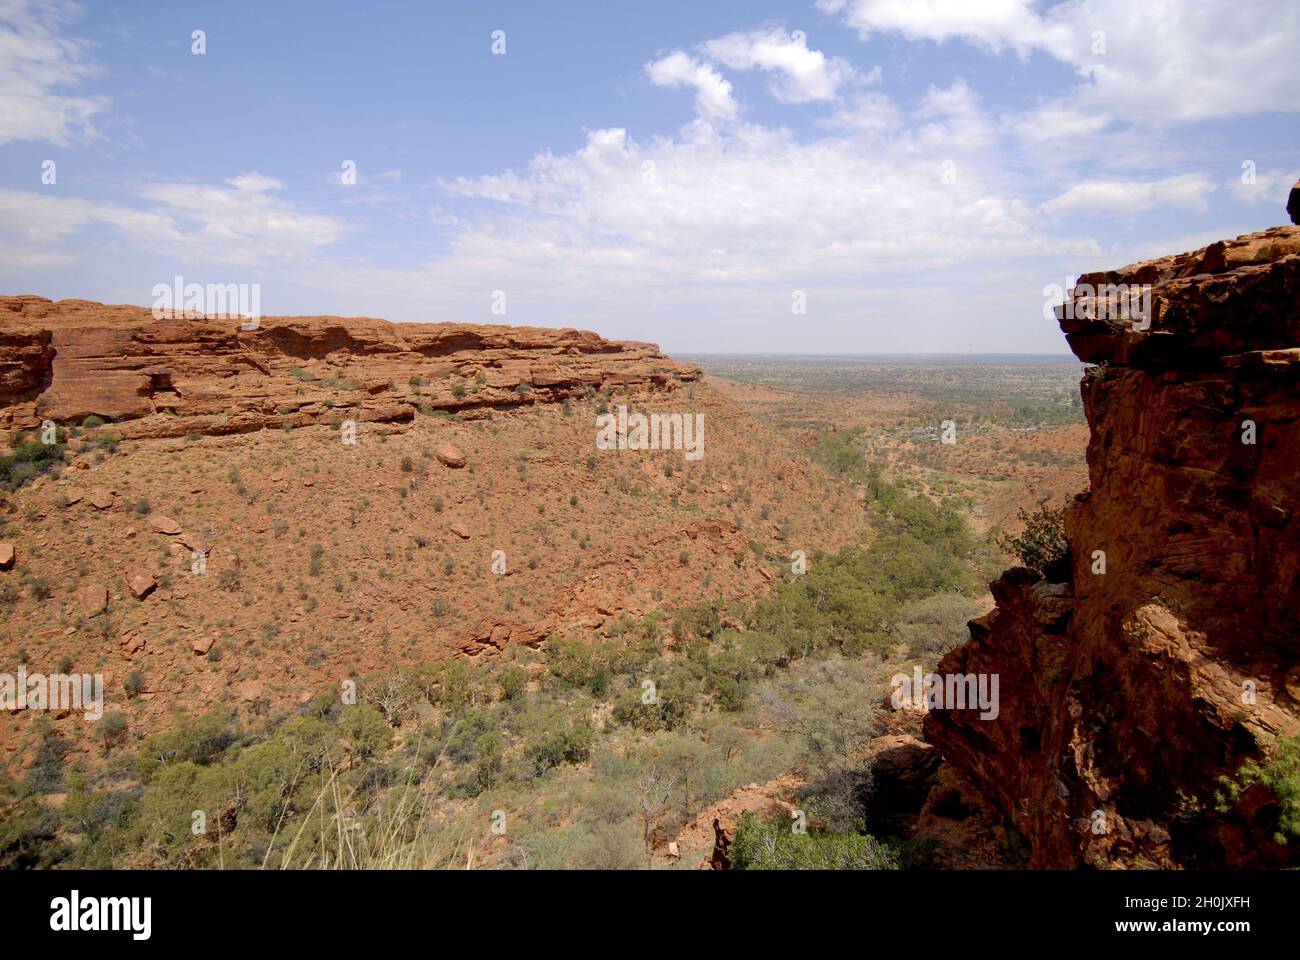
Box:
[0,296,699,440]
[923,225,1300,868]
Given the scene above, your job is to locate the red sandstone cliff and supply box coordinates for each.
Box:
[922,225,1300,868]
[0,295,698,439]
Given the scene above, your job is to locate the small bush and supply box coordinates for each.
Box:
[1218,736,1300,844]
[997,505,1069,574]
[730,812,899,870]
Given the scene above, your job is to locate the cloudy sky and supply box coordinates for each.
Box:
[1,0,1296,353]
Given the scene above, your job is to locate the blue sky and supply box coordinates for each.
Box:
[1,0,1297,354]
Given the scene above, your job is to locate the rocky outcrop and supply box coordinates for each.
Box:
[922,225,1300,868]
[0,327,54,409]
[0,296,699,439]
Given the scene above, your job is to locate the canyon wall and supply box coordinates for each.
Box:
[922,226,1300,867]
[0,295,698,439]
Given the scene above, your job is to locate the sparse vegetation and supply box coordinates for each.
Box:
[997,504,1069,574]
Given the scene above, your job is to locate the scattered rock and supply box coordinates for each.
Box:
[77,583,108,616]
[125,569,156,599]
[178,531,211,555]
[450,522,471,539]
[149,514,182,535]
[436,444,467,468]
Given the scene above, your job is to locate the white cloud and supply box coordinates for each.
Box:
[134,174,347,263]
[1041,173,1217,217]
[222,172,284,194]
[0,174,347,268]
[0,188,175,247]
[1226,167,1296,206]
[702,25,859,103]
[437,80,1091,300]
[0,0,107,145]
[824,0,1300,126]
[1009,103,1109,144]
[820,0,1074,58]
[820,90,903,133]
[646,51,738,121]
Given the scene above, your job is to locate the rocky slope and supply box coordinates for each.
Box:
[0,295,698,438]
[0,298,865,775]
[920,225,1300,867]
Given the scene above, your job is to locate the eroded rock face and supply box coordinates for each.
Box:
[0,296,699,438]
[923,226,1300,868]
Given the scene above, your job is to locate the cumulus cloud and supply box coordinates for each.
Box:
[820,90,903,133]
[135,174,347,263]
[0,174,347,267]
[442,80,1090,297]
[645,51,738,121]
[702,25,859,103]
[822,0,1300,126]
[1227,167,1298,206]
[1041,173,1218,217]
[0,0,107,145]
[817,0,1075,58]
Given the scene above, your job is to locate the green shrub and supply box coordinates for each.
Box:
[730,812,899,870]
[0,437,65,491]
[475,731,503,791]
[997,505,1069,573]
[137,709,238,782]
[498,663,528,701]
[1218,736,1300,844]
[523,714,594,775]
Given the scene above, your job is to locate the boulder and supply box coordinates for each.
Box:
[125,569,156,599]
[89,487,114,510]
[149,514,182,535]
[450,522,471,540]
[179,531,212,555]
[1289,179,1300,225]
[77,583,108,616]
[0,543,13,570]
[436,444,466,468]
